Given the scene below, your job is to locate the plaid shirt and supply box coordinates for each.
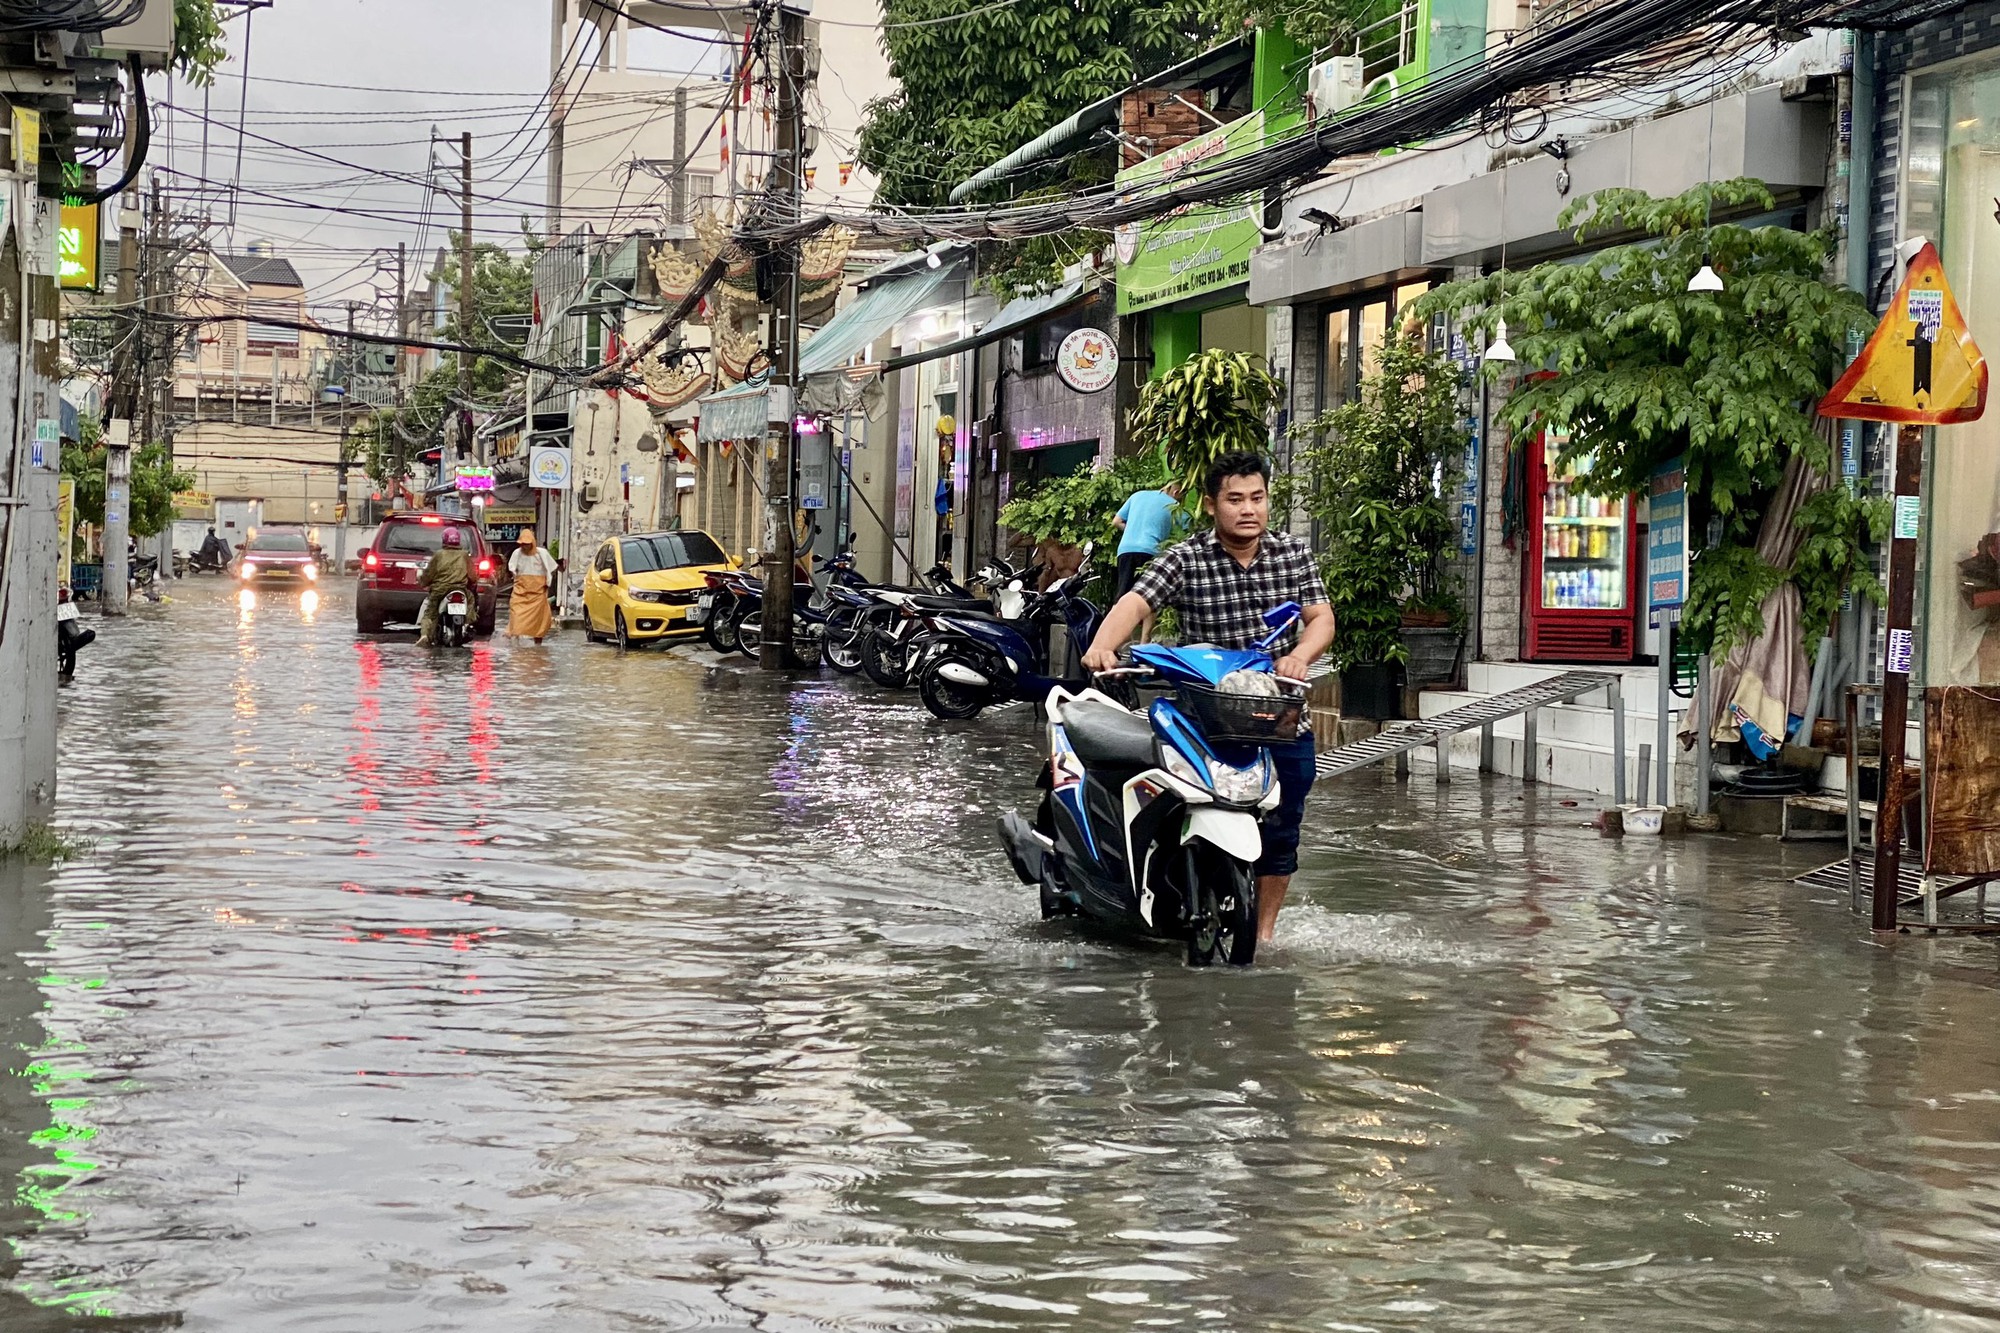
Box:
[1129,529,1328,652]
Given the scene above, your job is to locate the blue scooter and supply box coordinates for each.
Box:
[908,560,1101,720]
[996,603,1306,967]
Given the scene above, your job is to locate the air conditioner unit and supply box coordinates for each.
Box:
[1306,56,1365,120]
[92,0,175,70]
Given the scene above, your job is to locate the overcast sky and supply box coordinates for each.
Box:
[150,1,720,320]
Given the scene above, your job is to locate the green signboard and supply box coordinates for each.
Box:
[1114,111,1264,315]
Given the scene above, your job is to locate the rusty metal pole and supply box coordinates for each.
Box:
[1871,422,1923,931]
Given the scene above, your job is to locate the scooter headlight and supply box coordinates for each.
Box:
[1157,742,1210,791]
[1210,753,1275,804]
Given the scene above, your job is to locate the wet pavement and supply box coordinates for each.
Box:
[4,576,2000,1331]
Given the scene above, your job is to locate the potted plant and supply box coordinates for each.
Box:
[1293,324,1466,717]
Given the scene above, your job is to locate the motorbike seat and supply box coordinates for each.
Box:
[904,594,993,612]
[1061,700,1157,771]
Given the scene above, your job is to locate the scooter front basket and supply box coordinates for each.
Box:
[1173,681,1304,746]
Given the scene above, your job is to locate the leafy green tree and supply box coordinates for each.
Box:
[360,232,536,485]
[1291,325,1461,668]
[857,0,1211,209]
[1126,348,1282,501]
[1000,451,1170,551]
[174,0,228,86]
[1418,179,1884,657]
[61,417,194,539]
[1198,0,1371,58]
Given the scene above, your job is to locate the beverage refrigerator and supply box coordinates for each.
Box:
[1524,426,1640,662]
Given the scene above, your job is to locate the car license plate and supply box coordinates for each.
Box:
[57,603,78,623]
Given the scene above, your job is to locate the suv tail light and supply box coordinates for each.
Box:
[476,557,492,575]
[363,550,379,569]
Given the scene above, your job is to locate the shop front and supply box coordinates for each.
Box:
[1902,53,2000,689]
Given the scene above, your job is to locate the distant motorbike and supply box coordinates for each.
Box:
[996,602,1307,968]
[187,547,232,574]
[434,589,472,648]
[56,586,94,682]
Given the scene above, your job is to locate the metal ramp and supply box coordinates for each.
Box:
[1793,854,1999,926]
[1315,670,1628,794]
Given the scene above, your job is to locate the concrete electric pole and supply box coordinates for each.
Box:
[759,3,808,671]
[101,419,131,616]
[459,133,477,465]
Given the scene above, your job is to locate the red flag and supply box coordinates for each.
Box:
[838,161,854,186]
[532,288,542,326]
[719,120,729,168]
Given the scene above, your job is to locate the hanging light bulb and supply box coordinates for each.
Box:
[1687,253,1723,293]
[1484,317,1516,364]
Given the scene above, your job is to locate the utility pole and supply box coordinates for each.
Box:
[672,86,688,224]
[759,2,808,670]
[459,131,477,465]
[104,122,143,617]
[393,241,407,515]
[335,301,359,573]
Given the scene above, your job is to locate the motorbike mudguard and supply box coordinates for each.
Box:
[1182,807,1262,864]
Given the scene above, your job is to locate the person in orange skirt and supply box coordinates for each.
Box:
[507,528,558,643]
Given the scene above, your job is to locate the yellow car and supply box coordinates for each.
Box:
[581,529,737,649]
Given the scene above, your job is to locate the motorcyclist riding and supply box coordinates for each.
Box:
[416,527,472,646]
[197,527,231,569]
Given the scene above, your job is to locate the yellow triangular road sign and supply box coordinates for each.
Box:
[1819,241,1987,425]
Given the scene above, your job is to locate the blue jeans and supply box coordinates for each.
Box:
[1257,731,1316,877]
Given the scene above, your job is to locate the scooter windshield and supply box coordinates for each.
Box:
[1131,642,1272,686]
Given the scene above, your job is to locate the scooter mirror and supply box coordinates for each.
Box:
[1262,600,1301,629]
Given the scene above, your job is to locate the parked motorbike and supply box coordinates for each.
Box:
[694,569,759,654]
[434,589,472,648]
[56,586,94,682]
[857,560,1028,689]
[996,602,1307,968]
[909,558,1099,720]
[128,553,160,599]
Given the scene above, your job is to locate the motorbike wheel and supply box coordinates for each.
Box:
[702,603,735,654]
[824,611,865,674]
[919,656,991,720]
[1186,847,1258,968]
[736,610,764,657]
[861,629,909,689]
[730,604,761,658]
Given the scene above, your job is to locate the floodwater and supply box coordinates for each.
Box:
[4,578,1999,1332]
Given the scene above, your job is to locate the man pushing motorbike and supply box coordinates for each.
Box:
[416,527,472,646]
[1082,451,1334,943]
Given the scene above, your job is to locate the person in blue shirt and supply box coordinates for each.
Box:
[1113,480,1185,600]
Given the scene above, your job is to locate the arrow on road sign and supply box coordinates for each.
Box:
[1820,241,1987,425]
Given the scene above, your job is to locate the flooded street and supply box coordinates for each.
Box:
[6,578,2000,1331]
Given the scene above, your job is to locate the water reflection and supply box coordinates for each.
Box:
[15,578,2000,1329]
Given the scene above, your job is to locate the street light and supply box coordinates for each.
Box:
[1687,255,1724,293]
[1484,318,1516,364]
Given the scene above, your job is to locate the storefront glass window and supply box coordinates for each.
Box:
[1324,308,1353,407]
[1907,60,2000,686]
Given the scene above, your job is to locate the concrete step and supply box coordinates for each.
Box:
[1468,659,1663,702]
[1403,683,1693,803]
[1393,722,1695,804]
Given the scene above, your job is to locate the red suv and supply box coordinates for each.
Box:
[356,512,498,635]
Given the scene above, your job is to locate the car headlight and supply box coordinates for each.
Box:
[628,589,666,604]
[1210,753,1275,804]
[1157,742,1210,791]
[303,564,318,580]
[240,561,257,577]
